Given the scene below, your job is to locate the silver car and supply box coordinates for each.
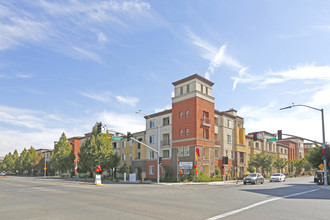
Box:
[243,173,264,185]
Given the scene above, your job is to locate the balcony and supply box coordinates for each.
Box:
[161,140,171,147]
[201,117,211,127]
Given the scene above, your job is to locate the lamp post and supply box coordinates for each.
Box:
[280,103,328,185]
[136,110,160,184]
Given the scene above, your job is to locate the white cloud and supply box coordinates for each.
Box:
[0,13,48,51]
[78,91,111,103]
[186,29,242,80]
[98,32,108,44]
[232,63,330,90]
[0,105,45,129]
[73,46,102,63]
[96,111,145,134]
[238,103,329,144]
[78,91,139,106]
[115,95,139,107]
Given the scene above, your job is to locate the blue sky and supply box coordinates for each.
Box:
[1,0,330,156]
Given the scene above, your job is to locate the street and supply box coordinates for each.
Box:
[0,176,329,220]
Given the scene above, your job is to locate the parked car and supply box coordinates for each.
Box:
[1,171,6,176]
[270,173,286,182]
[314,170,323,183]
[243,173,264,185]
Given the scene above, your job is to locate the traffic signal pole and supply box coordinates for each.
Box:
[280,104,328,185]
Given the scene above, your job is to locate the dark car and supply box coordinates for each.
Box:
[243,173,264,185]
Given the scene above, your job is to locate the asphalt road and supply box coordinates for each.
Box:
[0,176,329,220]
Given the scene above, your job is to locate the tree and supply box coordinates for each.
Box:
[51,133,75,175]
[273,158,288,173]
[247,164,255,173]
[18,148,29,175]
[249,151,273,176]
[78,123,113,174]
[305,145,330,169]
[294,158,312,174]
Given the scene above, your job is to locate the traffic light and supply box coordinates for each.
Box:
[194,165,197,173]
[96,165,102,174]
[277,130,282,140]
[179,168,183,175]
[253,133,257,141]
[159,157,162,164]
[127,132,132,141]
[321,149,326,160]
[97,122,102,134]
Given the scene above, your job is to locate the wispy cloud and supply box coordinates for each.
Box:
[0,11,48,51]
[115,96,139,107]
[231,63,330,90]
[78,91,140,106]
[186,29,242,80]
[98,32,108,44]
[78,91,112,103]
[96,110,144,133]
[73,46,102,63]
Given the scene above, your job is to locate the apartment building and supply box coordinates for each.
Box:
[131,74,247,179]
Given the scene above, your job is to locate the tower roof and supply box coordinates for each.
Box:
[172,73,214,86]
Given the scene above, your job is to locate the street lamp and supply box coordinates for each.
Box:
[280,103,328,185]
[136,110,160,184]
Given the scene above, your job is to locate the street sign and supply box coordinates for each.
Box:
[179,162,193,169]
[319,163,324,170]
[266,138,277,142]
[112,136,123,141]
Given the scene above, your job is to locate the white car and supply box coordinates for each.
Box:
[270,173,286,182]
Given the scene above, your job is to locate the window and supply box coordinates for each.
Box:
[149,136,155,144]
[186,129,189,135]
[163,150,170,158]
[150,151,154,159]
[122,154,126,161]
[179,147,184,157]
[149,166,154,174]
[149,121,155,128]
[255,142,259,149]
[184,146,189,156]
[227,119,232,128]
[227,135,232,144]
[129,153,132,160]
[187,84,190,93]
[203,129,209,139]
[123,141,126,148]
[248,141,251,148]
[129,140,133,147]
[180,87,183,95]
[179,112,183,119]
[137,152,141,159]
[186,110,189,117]
[163,117,170,126]
[248,154,251,161]
[201,85,204,93]
[206,87,208,95]
[180,130,183,136]
[226,150,228,157]
[239,152,244,163]
[268,143,272,152]
[203,147,210,160]
[113,142,117,149]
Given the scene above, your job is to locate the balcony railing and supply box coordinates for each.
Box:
[161,140,171,146]
[201,117,211,127]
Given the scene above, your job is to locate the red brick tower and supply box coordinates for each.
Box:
[171,74,215,177]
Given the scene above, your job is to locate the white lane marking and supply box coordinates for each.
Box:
[206,189,319,220]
